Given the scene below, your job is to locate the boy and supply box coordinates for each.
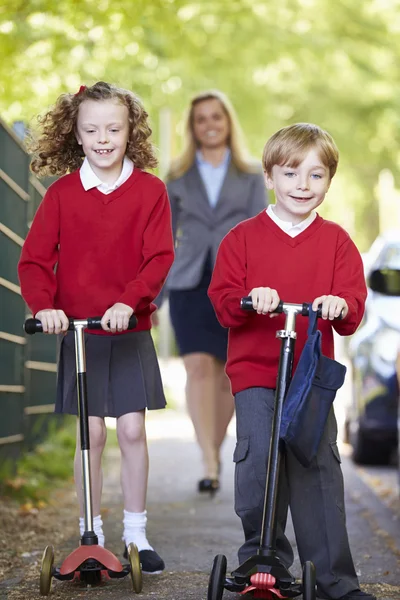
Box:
[208,123,374,600]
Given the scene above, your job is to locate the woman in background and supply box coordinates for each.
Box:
[159,90,268,494]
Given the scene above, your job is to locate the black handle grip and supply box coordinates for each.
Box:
[240,297,343,319]
[24,315,138,335]
[240,298,285,312]
[24,318,46,334]
[86,315,138,330]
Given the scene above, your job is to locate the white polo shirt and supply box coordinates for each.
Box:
[266,204,316,238]
[79,156,134,195]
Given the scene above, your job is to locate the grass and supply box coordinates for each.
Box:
[0,417,77,506]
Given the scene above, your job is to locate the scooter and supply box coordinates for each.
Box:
[208,299,330,600]
[24,315,142,596]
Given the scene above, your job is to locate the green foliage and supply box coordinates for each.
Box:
[0,415,120,504]
[0,417,76,504]
[1,0,400,248]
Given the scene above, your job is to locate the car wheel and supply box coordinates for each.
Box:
[352,428,392,465]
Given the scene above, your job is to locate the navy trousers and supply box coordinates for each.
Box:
[234,387,359,600]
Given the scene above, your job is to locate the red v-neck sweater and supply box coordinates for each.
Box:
[208,211,367,394]
[18,169,174,331]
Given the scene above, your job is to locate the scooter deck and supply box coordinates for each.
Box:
[59,545,123,575]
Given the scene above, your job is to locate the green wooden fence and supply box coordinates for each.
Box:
[0,117,59,470]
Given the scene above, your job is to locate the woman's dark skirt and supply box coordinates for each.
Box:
[55,330,166,418]
[169,253,228,362]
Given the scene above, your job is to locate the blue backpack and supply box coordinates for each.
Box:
[280,307,347,467]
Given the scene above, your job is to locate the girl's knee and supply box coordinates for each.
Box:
[76,417,107,450]
[117,416,146,446]
[89,418,107,449]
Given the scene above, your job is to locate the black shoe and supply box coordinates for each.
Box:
[123,546,165,574]
[139,549,165,574]
[319,590,377,600]
[198,478,219,494]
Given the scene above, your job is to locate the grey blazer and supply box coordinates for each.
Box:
[165,161,268,292]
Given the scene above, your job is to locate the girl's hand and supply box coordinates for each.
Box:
[34,309,69,334]
[312,295,348,320]
[249,287,280,315]
[101,302,133,333]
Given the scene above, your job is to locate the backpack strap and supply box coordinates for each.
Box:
[307,304,318,336]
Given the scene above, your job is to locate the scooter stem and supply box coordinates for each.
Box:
[259,306,299,555]
[74,324,94,536]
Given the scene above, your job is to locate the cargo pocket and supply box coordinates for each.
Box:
[329,441,345,514]
[233,436,261,512]
[329,441,341,463]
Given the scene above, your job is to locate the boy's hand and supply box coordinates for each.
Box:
[101,302,133,333]
[34,309,69,334]
[249,287,280,315]
[312,295,348,320]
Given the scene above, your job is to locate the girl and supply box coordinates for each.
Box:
[18,81,174,574]
[156,90,268,494]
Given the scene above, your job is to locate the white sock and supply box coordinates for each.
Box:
[79,514,105,547]
[122,510,153,552]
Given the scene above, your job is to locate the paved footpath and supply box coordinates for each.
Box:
[3,359,400,600]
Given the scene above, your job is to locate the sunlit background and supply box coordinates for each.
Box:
[1,0,400,249]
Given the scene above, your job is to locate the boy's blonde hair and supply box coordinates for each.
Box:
[168,90,258,180]
[28,81,157,177]
[262,123,339,179]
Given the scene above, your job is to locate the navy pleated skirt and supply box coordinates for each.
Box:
[169,253,228,362]
[55,330,166,418]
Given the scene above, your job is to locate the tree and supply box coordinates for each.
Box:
[1,0,399,248]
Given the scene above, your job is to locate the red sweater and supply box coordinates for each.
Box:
[18,169,174,332]
[208,211,367,394]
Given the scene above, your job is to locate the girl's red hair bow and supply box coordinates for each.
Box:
[75,85,86,96]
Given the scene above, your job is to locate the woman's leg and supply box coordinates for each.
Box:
[74,415,107,517]
[214,359,234,453]
[183,352,219,480]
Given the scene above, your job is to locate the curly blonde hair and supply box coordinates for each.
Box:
[28,81,158,177]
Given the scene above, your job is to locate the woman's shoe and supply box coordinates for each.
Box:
[198,478,220,495]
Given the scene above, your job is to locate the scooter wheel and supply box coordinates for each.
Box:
[302,560,316,600]
[39,545,54,596]
[207,554,227,600]
[127,542,143,594]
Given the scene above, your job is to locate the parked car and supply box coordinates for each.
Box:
[346,231,400,465]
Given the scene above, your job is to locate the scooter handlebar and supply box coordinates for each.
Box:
[24,315,138,335]
[240,297,343,319]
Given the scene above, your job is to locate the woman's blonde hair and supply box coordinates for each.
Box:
[167,90,258,180]
[262,123,339,179]
[28,81,157,177]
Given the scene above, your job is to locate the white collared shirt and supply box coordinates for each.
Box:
[266,204,316,238]
[79,156,134,195]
